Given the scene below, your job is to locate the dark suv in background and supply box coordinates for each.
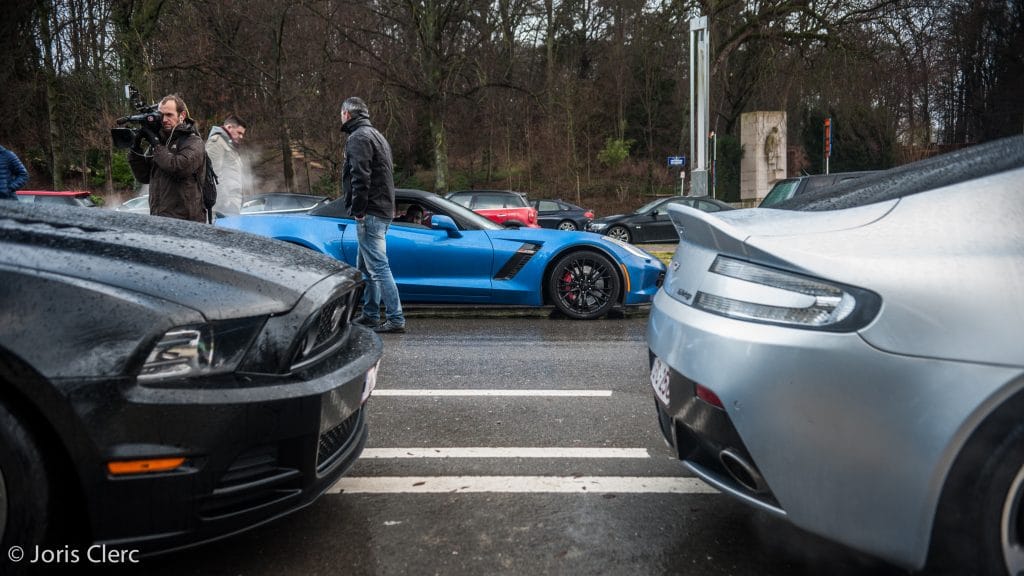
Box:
[759,171,880,207]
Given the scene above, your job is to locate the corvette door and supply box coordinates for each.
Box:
[385,222,494,301]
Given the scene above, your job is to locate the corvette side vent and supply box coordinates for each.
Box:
[494,243,541,280]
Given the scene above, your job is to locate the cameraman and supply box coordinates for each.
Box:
[128,94,206,222]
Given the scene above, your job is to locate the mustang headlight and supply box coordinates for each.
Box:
[693,256,880,332]
[139,317,266,381]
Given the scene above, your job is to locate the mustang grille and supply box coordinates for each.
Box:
[201,444,301,519]
[317,409,363,473]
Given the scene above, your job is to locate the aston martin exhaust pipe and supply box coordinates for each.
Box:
[719,448,768,494]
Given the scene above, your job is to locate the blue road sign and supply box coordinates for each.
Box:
[668,155,686,167]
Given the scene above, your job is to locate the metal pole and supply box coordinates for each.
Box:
[711,131,717,198]
[689,16,709,197]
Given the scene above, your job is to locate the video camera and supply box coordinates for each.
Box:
[111,84,160,149]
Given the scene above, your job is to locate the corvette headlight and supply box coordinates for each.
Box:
[139,317,266,381]
[693,256,880,332]
[601,236,652,259]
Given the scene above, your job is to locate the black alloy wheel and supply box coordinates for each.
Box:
[607,225,631,243]
[1001,461,1024,575]
[0,400,52,552]
[931,414,1024,576]
[548,250,621,319]
[557,220,578,231]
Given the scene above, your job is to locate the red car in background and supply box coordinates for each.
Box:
[445,190,540,228]
[17,190,96,207]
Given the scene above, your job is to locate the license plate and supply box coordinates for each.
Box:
[650,356,671,406]
[361,360,380,404]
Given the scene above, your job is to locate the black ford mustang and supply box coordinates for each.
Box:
[0,201,381,558]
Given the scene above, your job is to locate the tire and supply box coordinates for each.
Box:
[557,220,578,231]
[932,419,1024,576]
[0,400,52,552]
[547,250,621,320]
[606,225,631,243]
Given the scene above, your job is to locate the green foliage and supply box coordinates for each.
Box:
[89,194,105,206]
[597,138,634,168]
[393,168,429,191]
[310,173,340,198]
[111,152,134,188]
[446,171,472,192]
[85,150,135,190]
[712,134,743,202]
[801,107,897,174]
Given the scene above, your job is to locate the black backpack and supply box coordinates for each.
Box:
[199,152,218,221]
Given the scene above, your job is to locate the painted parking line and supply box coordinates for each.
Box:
[328,476,717,494]
[361,447,650,459]
[372,389,613,397]
[331,475,716,494]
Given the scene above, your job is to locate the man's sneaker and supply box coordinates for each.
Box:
[373,320,406,334]
[353,315,380,327]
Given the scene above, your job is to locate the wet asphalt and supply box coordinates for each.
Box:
[94,314,917,576]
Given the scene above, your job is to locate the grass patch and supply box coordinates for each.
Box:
[648,251,674,266]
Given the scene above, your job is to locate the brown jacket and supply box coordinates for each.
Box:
[128,120,206,222]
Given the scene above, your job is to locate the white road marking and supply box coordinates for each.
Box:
[328,476,717,494]
[372,389,612,397]
[361,447,650,459]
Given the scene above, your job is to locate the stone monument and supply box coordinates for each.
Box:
[740,111,787,203]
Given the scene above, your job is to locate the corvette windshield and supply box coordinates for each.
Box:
[309,190,503,230]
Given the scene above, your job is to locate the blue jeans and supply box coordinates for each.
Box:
[356,214,405,325]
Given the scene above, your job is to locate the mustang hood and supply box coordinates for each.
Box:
[0,202,357,320]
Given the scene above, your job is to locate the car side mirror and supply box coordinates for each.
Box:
[430,214,462,238]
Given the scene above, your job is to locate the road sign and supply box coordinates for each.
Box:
[668,155,687,167]
[824,117,832,159]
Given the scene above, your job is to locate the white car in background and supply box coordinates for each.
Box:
[647,135,1024,574]
[115,194,149,214]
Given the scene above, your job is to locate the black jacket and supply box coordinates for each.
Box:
[342,116,395,219]
[128,120,206,222]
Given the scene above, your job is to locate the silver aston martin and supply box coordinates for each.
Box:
[647,135,1024,574]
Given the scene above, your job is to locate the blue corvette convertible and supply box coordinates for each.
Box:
[217,189,665,319]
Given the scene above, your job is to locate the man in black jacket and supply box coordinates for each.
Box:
[127,94,206,222]
[342,96,406,333]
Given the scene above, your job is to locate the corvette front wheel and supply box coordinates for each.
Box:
[548,250,620,320]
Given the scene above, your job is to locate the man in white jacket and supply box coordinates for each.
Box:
[205,115,248,216]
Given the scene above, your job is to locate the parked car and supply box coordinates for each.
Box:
[531,198,594,231]
[445,189,540,228]
[646,135,1024,573]
[115,194,150,214]
[16,190,96,207]
[218,189,665,320]
[0,201,382,555]
[758,170,880,208]
[588,195,734,243]
[241,193,329,215]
